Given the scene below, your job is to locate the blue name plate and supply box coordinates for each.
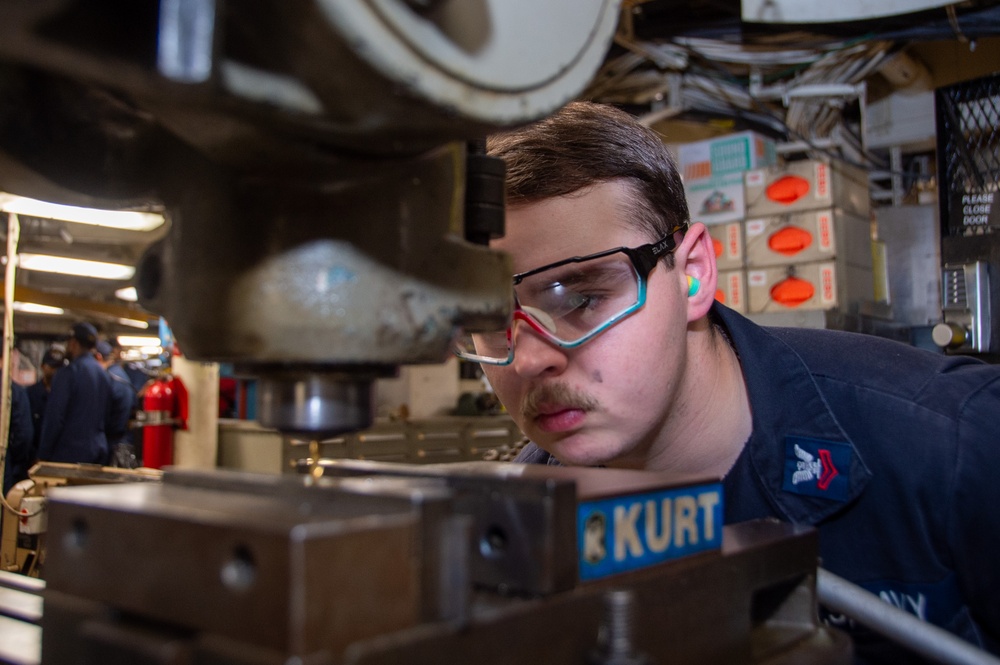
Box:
[577,482,723,581]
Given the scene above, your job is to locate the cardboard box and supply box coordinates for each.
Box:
[745,159,870,218]
[678,131,777,181]
[684,172,746,225]
[744,209,873,269]
[707,221,745,270]
[747,261,873,313]
[715,269,747,313]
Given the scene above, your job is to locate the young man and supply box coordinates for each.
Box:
[96,339,138,466]
[26,348,67,458]
[38,322,113,465]
[2,359,33,496]
[458,101,999,663]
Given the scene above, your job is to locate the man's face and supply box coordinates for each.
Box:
[483,180,691,469]
[65,337,81,360]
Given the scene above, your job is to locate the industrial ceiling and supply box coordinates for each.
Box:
[1,0,998,342]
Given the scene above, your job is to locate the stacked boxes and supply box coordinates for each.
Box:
[744,159,869,218]
[743,160,873,314]
[679,131,777,313]
[716,270,747,312]
[685,173,746,225]
[678,135,873,316]
[707,221,745,271]
[682,131,777,229]
[679,130,778,181]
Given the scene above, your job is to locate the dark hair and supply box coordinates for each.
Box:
[487,101,689,247]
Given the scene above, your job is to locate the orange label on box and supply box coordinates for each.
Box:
[821,265,836,304]
[815,162,830,200]
[727,224,741,258]
[729,273,743,307]
[685,163,712,180]
[818,212,832,251]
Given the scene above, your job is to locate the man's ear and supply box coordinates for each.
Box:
[674,222,718,323]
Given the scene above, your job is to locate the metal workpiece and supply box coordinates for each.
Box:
[343,521,849,665]
[37,466,848,665]
[306,459,579,595]
[40,468,468,662]
[309,460,724,594]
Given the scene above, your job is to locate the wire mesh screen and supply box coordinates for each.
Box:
[936,72,1000,237]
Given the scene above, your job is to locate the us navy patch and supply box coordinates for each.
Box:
[577,482,722,581]
[782,436,851,501]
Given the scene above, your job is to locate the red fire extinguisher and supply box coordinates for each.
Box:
[142,375,188,469]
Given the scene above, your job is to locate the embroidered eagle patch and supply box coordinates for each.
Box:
[782,436,852,501]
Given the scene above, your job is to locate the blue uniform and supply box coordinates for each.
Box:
[516,303,1000,663]
[26,380,48,458]
[38,351,112,465]
[3,382,34,495]
[106,363,136,445]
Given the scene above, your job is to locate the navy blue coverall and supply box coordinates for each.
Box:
[38,351,112,465]
[517,303,1000,664]
[3,382,34,495]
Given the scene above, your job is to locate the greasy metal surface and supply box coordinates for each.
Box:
[304,458,578,595]
[36,462,848,665]
[319,459,717,501]
[342,521,846,665]
[455,460,718,501]
[314,459,717,595]
[280,416,525,468]
[41,470,460,656]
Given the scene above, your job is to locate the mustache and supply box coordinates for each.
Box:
[521,382,599,419]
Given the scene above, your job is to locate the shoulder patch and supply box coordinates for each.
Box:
[782,436,852,501]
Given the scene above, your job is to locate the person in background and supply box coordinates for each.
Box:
[38,322,112,465]
[96,339,137,467]
[26,348,67,463]
[2,360,33,496]
[461,101,1000,663]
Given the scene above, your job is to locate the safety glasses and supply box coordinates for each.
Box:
[454,223,686,365]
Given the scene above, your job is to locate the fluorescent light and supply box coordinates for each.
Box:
[0,193,165,231]
[122,347,163,361]
[115,286,138,302]
[12,302,65,315]
[118,335,161,347]
[117,317,149,329]
[17,253,135,280]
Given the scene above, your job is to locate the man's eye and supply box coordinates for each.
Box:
[567,291,599,310]
[544,284,598,313]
